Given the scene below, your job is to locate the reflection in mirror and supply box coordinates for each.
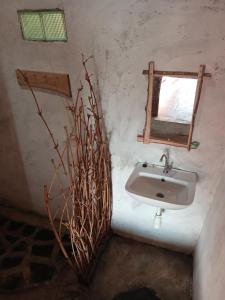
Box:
[150,75,199,147]
[156,76,197,124]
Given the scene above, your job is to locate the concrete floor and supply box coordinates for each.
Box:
[89,235,193,300]
[1,234,193,300]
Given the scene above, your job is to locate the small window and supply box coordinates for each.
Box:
[18,10,67,42]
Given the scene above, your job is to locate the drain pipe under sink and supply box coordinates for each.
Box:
[153,208,164,229]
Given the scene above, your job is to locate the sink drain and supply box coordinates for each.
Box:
[156,193,165,198]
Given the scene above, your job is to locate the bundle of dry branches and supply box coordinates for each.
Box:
[18,56,112,281]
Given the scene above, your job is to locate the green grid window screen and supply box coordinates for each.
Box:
[18,10,67,41]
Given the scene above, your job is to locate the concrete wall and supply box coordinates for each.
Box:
[1,0,225,252]
[193,167,225,300]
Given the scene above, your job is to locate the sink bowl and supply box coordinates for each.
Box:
[125,163,197,210]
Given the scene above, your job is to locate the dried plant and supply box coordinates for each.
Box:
[17,56,112,281]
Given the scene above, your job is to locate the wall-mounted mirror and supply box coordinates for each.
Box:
[138,62,211,150]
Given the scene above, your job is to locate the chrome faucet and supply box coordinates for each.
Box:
[160,150,173,174]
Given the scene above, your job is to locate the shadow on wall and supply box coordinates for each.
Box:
[0,70,32,210]
[194,167,225,300]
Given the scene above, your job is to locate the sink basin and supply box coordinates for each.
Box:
[125,163,197,210]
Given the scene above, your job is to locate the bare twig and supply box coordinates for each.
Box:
[24,56,112,281]
[17,69,67,175]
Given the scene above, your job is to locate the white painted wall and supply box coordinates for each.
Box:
[1,0,225,252]
[193,166,225,300]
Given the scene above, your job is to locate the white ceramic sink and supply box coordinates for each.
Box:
[125,163,197,210]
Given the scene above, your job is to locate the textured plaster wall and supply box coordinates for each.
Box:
[193,167,225,300]
[1,0,225,252]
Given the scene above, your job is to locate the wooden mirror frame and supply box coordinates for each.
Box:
[137,62,211,150]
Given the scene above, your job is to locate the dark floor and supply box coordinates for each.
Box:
[0,216,71,291]
[89,236,192,300]
[0,213,85,300]
[0,212,192,300]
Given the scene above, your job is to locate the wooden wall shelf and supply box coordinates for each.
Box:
[16,69,72,97]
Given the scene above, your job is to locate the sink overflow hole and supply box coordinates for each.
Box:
[161,179,165,182]
[156,193,165,198]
